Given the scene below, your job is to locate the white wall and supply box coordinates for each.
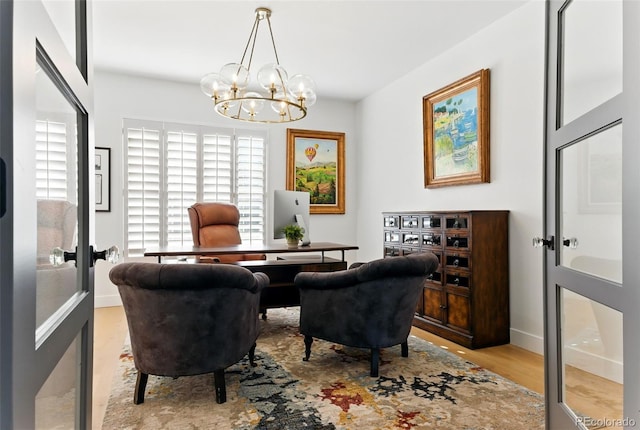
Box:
[93,72,358,306]
[353,1,546,353]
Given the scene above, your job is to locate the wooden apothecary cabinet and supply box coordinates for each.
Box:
[383,210,509,349]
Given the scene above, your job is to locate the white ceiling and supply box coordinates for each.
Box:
[92,0,528,102]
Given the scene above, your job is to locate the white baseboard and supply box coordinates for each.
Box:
[509,328,622,384]
[565,346,623,384]
[510,328,544,355]
[95,294,122,308]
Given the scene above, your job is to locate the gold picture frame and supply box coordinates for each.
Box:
[286,128,345,214]
[423,69,490,188]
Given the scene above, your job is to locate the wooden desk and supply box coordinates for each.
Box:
[144,242,358,263]
[143,242,358,318]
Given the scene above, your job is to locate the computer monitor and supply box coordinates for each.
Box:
[273,190,311,246]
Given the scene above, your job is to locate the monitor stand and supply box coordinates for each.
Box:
[295,214,311,246]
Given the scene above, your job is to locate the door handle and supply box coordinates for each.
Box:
[91,245,120,265]
[563,237,578,249]
[50,245,120,267]
[50,247,77,266]
[532,236,554,250]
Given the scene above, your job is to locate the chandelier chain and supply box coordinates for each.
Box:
[265,17,280,65]
[240,16,260,67]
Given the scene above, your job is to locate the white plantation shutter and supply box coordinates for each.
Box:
[36,120,68,200]
[166,126,198,248]
[202,130,233,202]
[123,119,266,256]
[237,133,265,244]
[125,122,162,255]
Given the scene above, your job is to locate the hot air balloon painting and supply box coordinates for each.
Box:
[286,129,345,214]
[304,145,317,162]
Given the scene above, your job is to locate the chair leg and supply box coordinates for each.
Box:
[134,371,148,404]
[401,341,409,357]
[214,369,226,404]
[249,343,257,367]
[303,335,313,361]
[370,348,380,377]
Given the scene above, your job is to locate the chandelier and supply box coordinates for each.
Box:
[200,7,316,123]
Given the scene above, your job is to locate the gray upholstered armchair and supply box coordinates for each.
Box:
[295,252,439,377]
[108,262,269,404]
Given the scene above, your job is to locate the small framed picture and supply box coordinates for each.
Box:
[95,147,111,212]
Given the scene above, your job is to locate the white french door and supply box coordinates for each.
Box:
[543,1,640,429]
[0,1,96,428]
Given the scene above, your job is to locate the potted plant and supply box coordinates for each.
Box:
[282,224,304,248]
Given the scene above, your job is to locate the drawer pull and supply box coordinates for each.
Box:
[453,259,459,267]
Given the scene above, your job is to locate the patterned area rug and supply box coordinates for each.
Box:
[102,307,544,429]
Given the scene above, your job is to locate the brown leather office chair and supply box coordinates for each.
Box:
[188,202,266,263]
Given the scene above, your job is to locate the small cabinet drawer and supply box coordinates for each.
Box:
[384,246,400,257]
[422,233,442,246]
[445,215,469,230]
[425,270,442,284]
[402,216,419,229]
[402,233,419,245]
[445,272,470,288]
[445,235,469,249]
[422,215,441,229]
[384,231,400,243]
[401,248,421,256]
[384,216,399,228]
[445,253,470,269]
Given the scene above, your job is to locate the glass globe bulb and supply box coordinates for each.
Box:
[220,63,250,90]
[241,92,265,116]
[200,72,228,98]
[216,90,239,113]
[257,63,288,93]
[270,91,296,114]
[301,90,317,107]
[288,74,316,100]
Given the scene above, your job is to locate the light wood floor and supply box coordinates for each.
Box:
[92,306,622,429]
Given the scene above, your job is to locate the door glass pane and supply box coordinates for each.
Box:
[561,0,622,125]
[35,61,79,330]
[42,0,76,65]
[560,124,622,283]
[35,333,80,429]
[561,288,623,428]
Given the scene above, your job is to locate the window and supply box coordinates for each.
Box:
[35,117,77,202]
[123,119,266,257]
